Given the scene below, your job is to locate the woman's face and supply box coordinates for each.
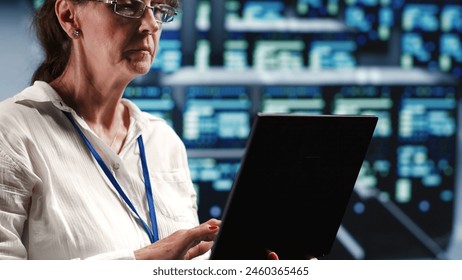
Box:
[75,1,163,82]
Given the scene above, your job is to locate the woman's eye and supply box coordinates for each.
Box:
[119,4,135,12]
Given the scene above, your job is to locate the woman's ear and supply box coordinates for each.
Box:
[55,0,80,38]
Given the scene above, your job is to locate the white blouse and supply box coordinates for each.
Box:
[0,81,202,260]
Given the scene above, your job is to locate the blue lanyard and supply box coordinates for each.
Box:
[64,111,159,243]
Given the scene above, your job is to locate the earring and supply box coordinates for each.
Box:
[72,30,80,38]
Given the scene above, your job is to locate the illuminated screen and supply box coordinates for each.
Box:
[308,34,357,69]
[228,0,341,20]
[440,4,462,77]
[401,4,440,70]
[253,39,306,70]
[324,84,458,259]
[224,31,357,70]
[225,32,307,71]
[151,31,182,73]
[242,0,285,21]
[401,32,440,70]
[123,86,177,129]
[441,4,462,32]
[402,3,439,32]
[260,86,325,114]
[224,37,250,70]
[224,0,358,70]
[182,86,252,149]
[401,2,462,77]
[195,34,211,70]
[439,33,462,77]
[196,0,211,31]
[189,157,241,223]
[195,0,212,70]
[296,0,340,18]
[343,0,398,51]
[225,0,243,22]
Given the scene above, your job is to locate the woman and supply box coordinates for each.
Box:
[0,0,221,260]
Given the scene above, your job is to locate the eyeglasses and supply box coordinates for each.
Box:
[91,0,177,23]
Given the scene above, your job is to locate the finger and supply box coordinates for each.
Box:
[184,241,214,260]
[267,250,279,260]
[187,223,220,244]
[205,218,222,227]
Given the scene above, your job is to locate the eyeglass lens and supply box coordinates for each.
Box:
[114,0,176,23]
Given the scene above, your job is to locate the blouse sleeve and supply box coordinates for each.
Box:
[0,146,143,260]
[0,147,34,259]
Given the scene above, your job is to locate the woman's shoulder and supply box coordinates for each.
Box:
[0,82,62,148]
[122,98,178,133]
[142,113,182,143]
[0,82,50,123]
[0,91,29,125]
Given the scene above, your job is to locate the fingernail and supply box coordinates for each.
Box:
[208,225,218,231]
[268,252,278,260]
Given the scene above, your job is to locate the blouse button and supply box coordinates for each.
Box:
[112,163,120,170]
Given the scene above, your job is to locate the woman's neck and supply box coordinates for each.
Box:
[50,70,130,153]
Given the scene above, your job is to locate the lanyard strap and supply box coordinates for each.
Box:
[64,112,159,243]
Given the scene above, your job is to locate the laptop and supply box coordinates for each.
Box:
[209,113,378,260]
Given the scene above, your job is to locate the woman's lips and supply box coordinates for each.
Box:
[125,48,154,61]
[127,49,152,55]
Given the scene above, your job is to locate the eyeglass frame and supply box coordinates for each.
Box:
[89,0,178,23]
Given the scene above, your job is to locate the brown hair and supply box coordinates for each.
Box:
[31,0,75,84]
[31,0,180,84]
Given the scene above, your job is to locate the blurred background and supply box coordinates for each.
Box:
[0,0,461,260]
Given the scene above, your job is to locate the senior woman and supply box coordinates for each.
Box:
[0,0,221,260]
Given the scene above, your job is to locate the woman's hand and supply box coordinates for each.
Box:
[134,219,221,260]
